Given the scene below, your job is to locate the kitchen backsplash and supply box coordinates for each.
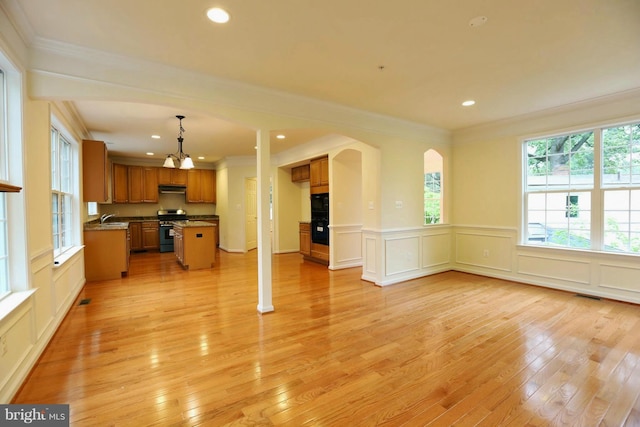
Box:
[98,193,216,217]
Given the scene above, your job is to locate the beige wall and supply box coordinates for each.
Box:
[451,136,520,227]
[274,167,303,253]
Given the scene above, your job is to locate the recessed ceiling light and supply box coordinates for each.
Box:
[151,135,161,139]
[276,134,286,140]
[469,16,488,28]
[462,100,476,107]
[198,156,205,160]
[146,152,155,156]
[207,7,230,24]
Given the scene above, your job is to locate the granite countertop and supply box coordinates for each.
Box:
[84,215,219,230]
[84,221,130,231]
[187,215,219,220]
[172,220,216,228]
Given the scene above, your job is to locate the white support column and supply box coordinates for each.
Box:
[256,129,274,313]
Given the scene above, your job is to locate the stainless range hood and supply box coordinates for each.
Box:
[158,184,187,194]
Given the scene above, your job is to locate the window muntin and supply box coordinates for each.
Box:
[603,189,640,253]
[0,68,7,296]
[603,124,640,186]
[526,132,594,191]
[524,122,640,254]
[0,193,8,299]
[51,127,74,257]
[0,70,6,182]
[527,191,591,248]
[424,150,443,224]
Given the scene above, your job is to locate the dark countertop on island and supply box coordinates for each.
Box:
[172,220,216,228]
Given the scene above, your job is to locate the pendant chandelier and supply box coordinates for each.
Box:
[163,115,194,169]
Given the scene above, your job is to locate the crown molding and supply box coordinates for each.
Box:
[453,86,640,145]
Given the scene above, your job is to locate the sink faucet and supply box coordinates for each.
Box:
[100,213,116,224]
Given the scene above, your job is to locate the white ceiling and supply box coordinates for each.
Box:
[5,0,640,163]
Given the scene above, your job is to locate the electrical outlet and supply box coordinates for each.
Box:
[483,249,489,258]
[1,336,7,356]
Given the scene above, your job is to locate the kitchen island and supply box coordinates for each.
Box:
[172,221,216,270]
[83,222,130,280]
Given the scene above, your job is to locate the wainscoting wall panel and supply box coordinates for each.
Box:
[364,237,378,276]
[517,253,591,285]
[362,226,453,286]
[385,236,420,276]
[421,231,450,269]
[599,262,640,294]
[455,231,513,272]
[363,225,640,303]
[330,224,363,270]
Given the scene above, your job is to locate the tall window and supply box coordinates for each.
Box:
[602,123,640,252]
[524,122,640,254]
[0,194,7,299]
[424,150,443,224]
[0,68,8,297]
[51,126,73,256]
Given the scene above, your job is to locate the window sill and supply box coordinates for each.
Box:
[0,182,22,193]
[0,290,36,323]
[517,243,640,259]
[53,245,84,268]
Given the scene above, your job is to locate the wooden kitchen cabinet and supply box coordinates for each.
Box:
[129,222,143,251]
[187,169,216,203]
[299,222,311,256]
[201,169,216,203]
[128,166,158,203]
[82,139,108,202]
[186,169,201,203]
[130,221,159,252]
[158,168,187,185]
[173,222,215,270]
[128,166,143,203]
[142,221,159,250]
[84,229,129,280]
[143,167,158,202]
[112,163,129,203]
[291,164,310,183]
[173,225,184,265]
[310,156,329,194]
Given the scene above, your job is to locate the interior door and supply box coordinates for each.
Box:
[245,177,257,250]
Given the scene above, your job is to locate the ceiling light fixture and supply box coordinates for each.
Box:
[462,100,476,106]
[151,135,161,139]
[207,7,230,24]
[163,115,195,169]
[468,16,488,28]
[276,134,286,139]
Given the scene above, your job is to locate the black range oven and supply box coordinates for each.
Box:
[158,209,187,252]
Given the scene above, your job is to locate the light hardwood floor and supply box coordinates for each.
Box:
[13,249,640,426]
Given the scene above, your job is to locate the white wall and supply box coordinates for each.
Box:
[1,96,86,401]
[450,90,640,304]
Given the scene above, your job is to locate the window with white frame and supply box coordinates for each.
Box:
[424,149,443,224]
[51,126,74,257]
[0,193,7,299]
[0,68,8,298]
[524,122,640,254]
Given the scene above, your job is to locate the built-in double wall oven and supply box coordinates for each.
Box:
[310,193,329,245]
